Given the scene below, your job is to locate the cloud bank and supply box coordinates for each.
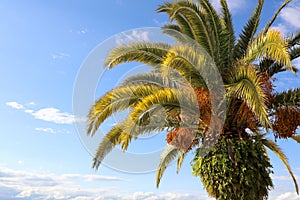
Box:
[6,101,85,125]
[0,166,207,200]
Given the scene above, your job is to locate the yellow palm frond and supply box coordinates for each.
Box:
[92,125,125,169]
[104,42,171,68]
[245,29,292,71]
[227,65,270,128]
[87,85,160,136]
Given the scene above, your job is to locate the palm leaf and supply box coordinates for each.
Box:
[288,31,300,47]
[176,151,185,174]
[234,0,264,60]
[157,2,194,40]
[156,145,181,188]
[273,88,300,108]
[157,1,214,58]
[197,0,223,65]
[87,85,160,136]
[129,88,198,127]
[262,138,299,194]
[264,0,292,33]
[104,42,171,68]
[227,65,270,128]
[92,125,125,169]
[245,29,292,70]
[220,0,235,73]
[291,135,300,143]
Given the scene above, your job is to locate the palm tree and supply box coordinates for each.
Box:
[87,0,300,199]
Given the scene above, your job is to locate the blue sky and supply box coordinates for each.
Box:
[0,0,300,199]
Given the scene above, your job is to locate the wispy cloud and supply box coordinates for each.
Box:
[6,102,24,110]
[69,28,89,35]
[35,127,56,134]
[272,5,300,36]
[116,30,149,45]
[6,101,85,125]
[280,6,300,29]
[51,52,70,60]
[0,166,207,200]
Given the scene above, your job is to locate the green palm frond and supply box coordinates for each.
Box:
[92,125,125,169]
[156,145,181,188]
[157,2,195,39]
[227,65,270,128]
[104,42,171,68]
[288,31,300,47]
[290,45,300,60]
[157,1,214,58]
[262,138,299,194]
[87,85,160,136]
[220,0,235,71]
[264,0,292,33]
[128,88,199,134]
[245,29,292,70]
[197,0,222,65]
[234,0,264,60]
[273,88,300,108]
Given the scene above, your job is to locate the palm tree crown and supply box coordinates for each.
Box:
[87,0,300,199]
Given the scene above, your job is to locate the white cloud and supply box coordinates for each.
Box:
[28,102,35,106]
[116,30,149,45]
[272,175,300,181]
[280,6,300,29]
[272,23,288,35]
[271,5,300,36]
[6,101,85,125]
[51,52,70,60]
[275,192,299,200]
[6,102,24,110]
[69,28,89,35]
[35,127,56,134]
[32,108,81,124]
[293,58,300,70]
[0,166,207,200]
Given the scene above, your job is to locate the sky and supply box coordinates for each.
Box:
[0,0,300,199]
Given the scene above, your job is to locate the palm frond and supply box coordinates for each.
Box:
[262,138,299,194]
[264,0,292,33]
[87,85,160,136]
[220,0,235,72]
[176,151,185,174]
[291,135,300,143]
[245,29,292,71]
[234,0,264,60]
[273,88,300,108]
[92,125,124,169]
[157,1,215,58]
[156,145,181,188]
[129,88,199,130]
[157,2,194,39]
[288,31,300,47]
[104,42,171,68]
[197,0,223,66]
[290,45,300,60]
[227,65,270,128]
